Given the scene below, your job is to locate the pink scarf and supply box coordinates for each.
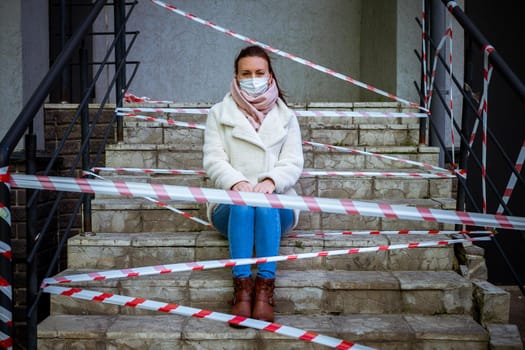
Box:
[230,77,279,131]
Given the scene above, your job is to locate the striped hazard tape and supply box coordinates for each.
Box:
[40,235,490,348]
[42,236,491,286]
[117,105,428,119]
[84,171,212,227]
[498,139,525,214]
[42,285,374,349]
[117,112,456,175]
[286,230,491,238]
[148,0,426,112]
[91,166,456,179]
[8,174,525,230]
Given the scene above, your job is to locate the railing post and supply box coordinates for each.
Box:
[80,43,92,234]
[25,133,38,350]
[0,164,13,349]
[114,0,126,142]
[429,0,447,167]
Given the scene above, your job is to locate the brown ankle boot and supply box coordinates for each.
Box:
[252,277,275,322]
[230,277,253,328]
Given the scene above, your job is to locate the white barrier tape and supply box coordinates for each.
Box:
[287,230,492,238]
[0,204,11,227]
[9,174,525,230]
[91,167,456,179]
[118,113,206,130]
[421,0,429,107]
[468,66,493,152]
[117,112,457,174]
[0,306,11,327]
[480,45,494,214]
[124,91,174,104]
[92,167,207,175]
[149,0,426,112]
[84,171,212,227]
[303,141,451,174]
[425,28,452,110]
[0,167,10,184]
[301,170,456,179]
[0,241,11,261]
[43,285,371,350]
[0,169,12,350]
[447,18,456,168]
[0,282,12,300]
[117,106,428,119]
[43,236,491,286]
[0,331,12,350]
[497,139,525,214]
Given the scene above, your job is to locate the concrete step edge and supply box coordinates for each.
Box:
[38,314,489,344]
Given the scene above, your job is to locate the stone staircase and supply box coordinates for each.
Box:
[37,102,522,349]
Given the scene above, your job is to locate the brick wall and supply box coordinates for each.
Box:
[9,104,116,348]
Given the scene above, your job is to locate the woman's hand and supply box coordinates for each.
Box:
[231,179,275,193]
[231,181,253,192]
[253,178,275,194]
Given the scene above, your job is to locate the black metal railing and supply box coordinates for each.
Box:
[415,0,525,295]
[0,0,139,348]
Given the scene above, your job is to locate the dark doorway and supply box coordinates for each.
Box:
[48,0,94,103]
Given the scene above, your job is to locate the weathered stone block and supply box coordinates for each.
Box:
[472,280,511,326]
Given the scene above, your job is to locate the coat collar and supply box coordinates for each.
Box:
[218,94,288,149]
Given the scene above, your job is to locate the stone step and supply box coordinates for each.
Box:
[90,197,456,233]
[92,168,454,200]
[49,269,473,317]
[105,142,441,170]
[38,314,492,350]
[122,118,421,147]
[67,231,458,271]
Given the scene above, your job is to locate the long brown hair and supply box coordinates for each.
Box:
[234,45,287,103]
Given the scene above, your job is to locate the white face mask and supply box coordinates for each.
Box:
[239,76,269,97]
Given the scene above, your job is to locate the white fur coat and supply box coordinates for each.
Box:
[203,93,304,224]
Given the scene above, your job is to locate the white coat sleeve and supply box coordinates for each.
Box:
[258,113,304,193]
[202,108,248,190]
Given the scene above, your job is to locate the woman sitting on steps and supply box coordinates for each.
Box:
[203,45,304,325]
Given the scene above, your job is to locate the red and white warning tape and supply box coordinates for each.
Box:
[42,285,372,350]
[91,166,456,179]
[0,204,10,227]
[0,167,12,350]
[117,105,427,119]
[116,112,457,175]
[85,171,212,227]
[286,230,491,238]
[8,174,525,230]
[118,113,206,130]
[123,91,174,104]
[448,21,457,168]
[0,332,11,350]
[0,242,11,260]
[42,236,491,286]
[87,168,454,228]
[41,236,491,348]
[480,45,494,214]
[421,0,429,107]
[302,140,451,174]
[148,0,426,112]
[92,167,206,175]
[424,27,452,110]
[497,139,525,214]
[301,169,456,178]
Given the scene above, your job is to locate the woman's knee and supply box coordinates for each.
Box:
[230,205,256,218]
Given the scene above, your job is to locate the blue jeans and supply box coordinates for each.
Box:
[212,204,294,279]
